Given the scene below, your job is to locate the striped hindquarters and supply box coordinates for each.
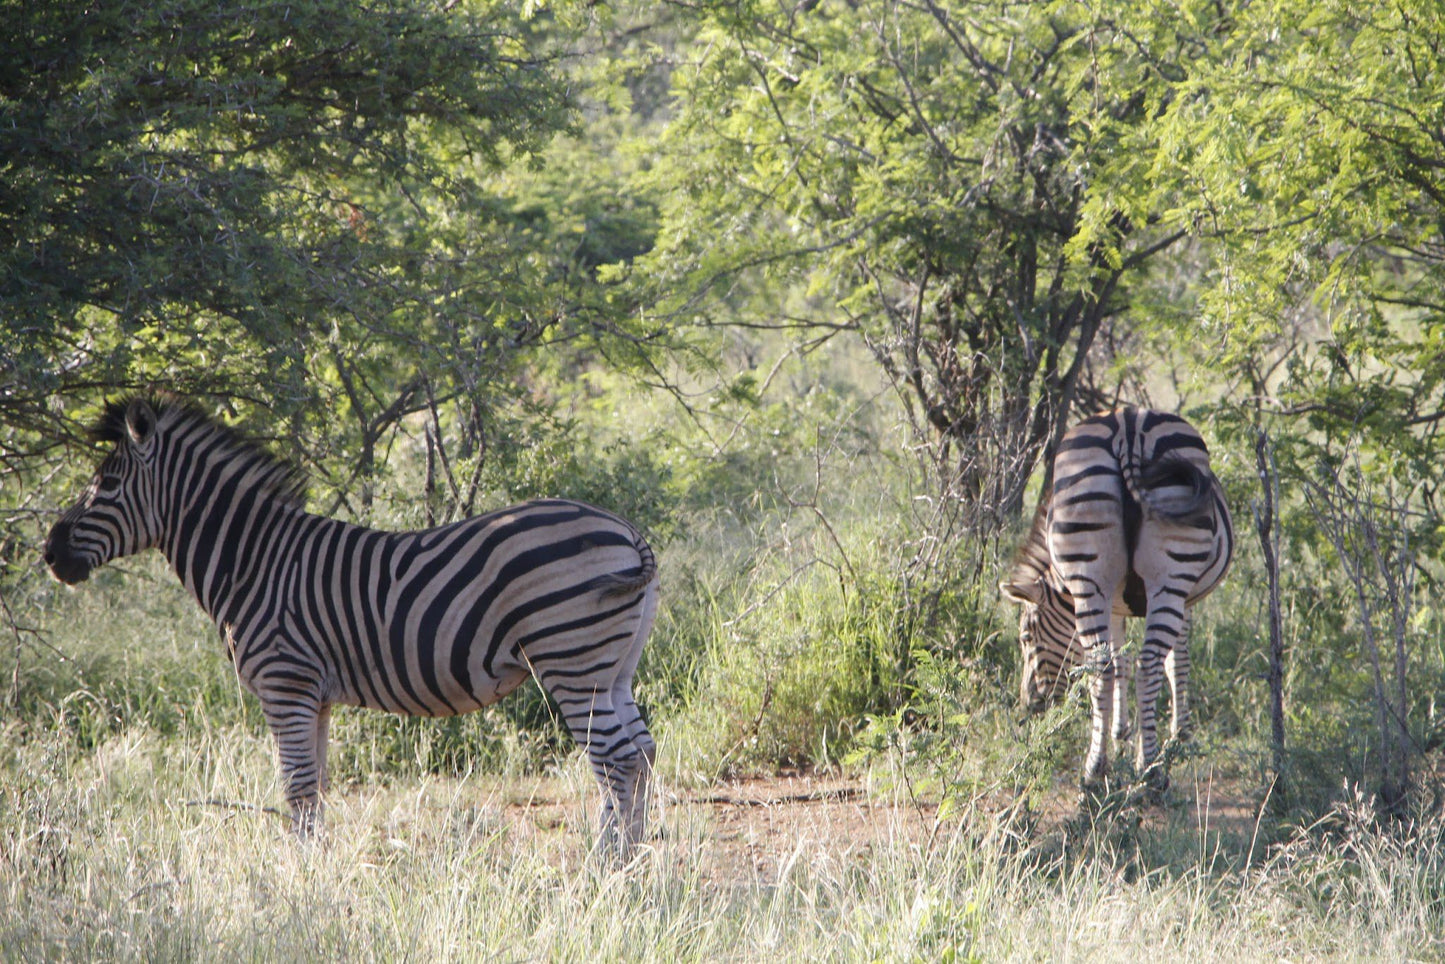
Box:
[1003,407,1233,700]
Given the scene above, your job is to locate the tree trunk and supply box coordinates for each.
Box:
[1253,431,1287,796]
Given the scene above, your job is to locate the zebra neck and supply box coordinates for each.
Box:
[160,474,311,628]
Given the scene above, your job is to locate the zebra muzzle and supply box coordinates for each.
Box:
[42,521,93,585]
[1020,663,1048,715]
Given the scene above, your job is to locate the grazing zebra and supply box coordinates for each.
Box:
[1000,407,1233,789]
[43,396,660,855]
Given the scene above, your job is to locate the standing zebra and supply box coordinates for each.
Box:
[43,396,660,855]
[1000,407,1233,789]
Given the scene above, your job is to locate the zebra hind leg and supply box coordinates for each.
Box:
[611,585,660,848]
[1109,613,1133,744]
[1134,641,1168,793]
[607,684,653,852]
[1137,602,1189,794]
[553,684,647,860]
[1165,612,1194,742]
[1071,590,1117,788]
[1082,643,1117,788]
[544,583,658,860]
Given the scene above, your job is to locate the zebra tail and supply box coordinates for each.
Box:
[1134,456,1214,522]
[585,532,658,598]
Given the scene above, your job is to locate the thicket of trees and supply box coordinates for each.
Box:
[2,0,655,513]
[4,0,1444,809]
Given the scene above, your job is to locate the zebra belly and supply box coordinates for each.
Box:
[333,669,531,716]
[286,583,538,716]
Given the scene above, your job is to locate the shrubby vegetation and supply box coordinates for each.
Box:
[4,0,1445,955]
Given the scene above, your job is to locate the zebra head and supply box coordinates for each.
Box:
[1000,573,1079,714]
[44,398,166,585]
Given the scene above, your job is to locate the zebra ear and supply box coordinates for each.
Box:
[999,577,1041,604]
[124,398,157,453]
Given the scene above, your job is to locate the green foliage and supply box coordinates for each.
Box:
[3,0,566,368]
[493,418,679,541]
[632,0,1225,509]
[664,507,1007,779]
[0,0,670,548]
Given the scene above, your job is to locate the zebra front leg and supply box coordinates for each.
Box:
[316,703,333,795]
[260,695,326,837]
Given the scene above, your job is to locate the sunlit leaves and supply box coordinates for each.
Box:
[633,0,1221,513]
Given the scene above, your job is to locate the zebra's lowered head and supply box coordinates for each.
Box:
[999,488,1085,714]
[1000,568,1082,714]
[44,397,167,585]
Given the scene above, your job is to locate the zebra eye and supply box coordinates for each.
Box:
[95,474,122,495]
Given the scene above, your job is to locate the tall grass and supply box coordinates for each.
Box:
[8,521,1441,960]
[3,712,1442,960]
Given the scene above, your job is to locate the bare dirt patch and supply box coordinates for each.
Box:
[494,765,1266,882]
[666,771,941,882]
[492,770,939,880]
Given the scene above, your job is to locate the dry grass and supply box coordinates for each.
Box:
[3,720,1442,962]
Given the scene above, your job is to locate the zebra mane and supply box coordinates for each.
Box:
[89,393,308,508]
[1003,486,1055,592]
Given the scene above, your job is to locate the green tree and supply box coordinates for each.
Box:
[1160,0,1445,809]
[0,0,600,511]
[633,0,1222,521]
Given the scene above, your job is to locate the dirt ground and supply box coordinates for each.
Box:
[486,770,928,879]
[661,772,943,881]
[496,767,1266,881]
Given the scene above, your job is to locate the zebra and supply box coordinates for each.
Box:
[43,395,660,855]
[1000,407,1233,789]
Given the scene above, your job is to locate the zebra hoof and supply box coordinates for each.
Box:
[1080,763,1109,791]
[1141,765,1170,799]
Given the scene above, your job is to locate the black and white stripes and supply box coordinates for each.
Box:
[1001,407,1233,789]
[44,396,659,853]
